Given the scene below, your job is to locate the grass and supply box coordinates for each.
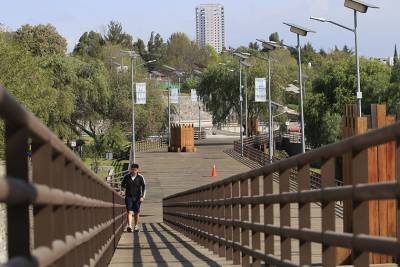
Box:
[310,168,321,174]
[82,157,129,180]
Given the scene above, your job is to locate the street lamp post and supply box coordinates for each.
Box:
[256,39,280,163]
[241,61,252,138]
[193,69,203,140]
[163,65,184,124]
[233,53,250,156]
[271,107,288,156]
[120,50,155,165]
[310,0,378,117]
[283,22,315,154]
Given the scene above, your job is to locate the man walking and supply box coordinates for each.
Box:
[121,163,146,232]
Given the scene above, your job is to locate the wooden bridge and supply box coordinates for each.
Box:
[0,85,399,267]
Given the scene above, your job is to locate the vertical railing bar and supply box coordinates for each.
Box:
[241,178,250,267]
[31,143,53,249]
[251,176,261,267]
[5,125,30,259]
[225,181,233,261]
[264,173,274,266]
[321,158,337,266]
[232,179,241,264]
[280,168,291,261]
[298,164,311,265]
[352,149,370,267]
[218,185,226,257]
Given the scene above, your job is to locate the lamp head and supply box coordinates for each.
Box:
[283,22,315,36]
[310,16,327,22]
[344,0,378,13]
[241,61,252,68]
[233,52,248,60]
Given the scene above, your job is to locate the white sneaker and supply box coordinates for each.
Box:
[127,225,132,232]
[134,225,139,232]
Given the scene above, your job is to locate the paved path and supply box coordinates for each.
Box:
[109,137,249,266]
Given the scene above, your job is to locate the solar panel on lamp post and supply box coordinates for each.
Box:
[283,22,315,154]
[256,39,280,163]
[311,0,378,117]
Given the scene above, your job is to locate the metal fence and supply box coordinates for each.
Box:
[136,139,167,152]
[163,119,400,266]
[0,86,126,267]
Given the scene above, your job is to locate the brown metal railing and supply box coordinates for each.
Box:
[136,139,167,152]
[163,119,400,266]
[0,86,126,266]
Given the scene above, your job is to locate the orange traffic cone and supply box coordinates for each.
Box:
[211,164,217,177]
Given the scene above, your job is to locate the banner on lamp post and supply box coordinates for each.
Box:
[136,83,146,104]
[170,88,179,104]
[191,89,198,102]
[255,78,267,102]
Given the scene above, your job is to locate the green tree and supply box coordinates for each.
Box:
[269,32,280,43]
[15,24,67,57]
[146,32,167,71]
[104,21,133,49]
[248,42,259,50]
[394,44,398,65]
[134,38,146,57]
[305,51,391,147]
[73,31,105,58]
[391,62,400,83]
[165,32,209,74]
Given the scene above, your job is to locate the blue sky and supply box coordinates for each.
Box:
[1,0,399,58]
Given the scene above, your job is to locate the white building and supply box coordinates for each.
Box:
[195,4,225,53]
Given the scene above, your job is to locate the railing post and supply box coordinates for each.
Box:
[32,143,53,249]
[279,168,291,261]
[251,176,261,267]
[225,181,233,261]
[232,179,241,264]
[208,186,214,251]
[5,125,30,260]
[321,158,337,266]
[264,173,274,265]
[397,137,400,264]
[240,178,250,266]
[298,164,311,265]
[352,148,369,266]
[218,185,226,257]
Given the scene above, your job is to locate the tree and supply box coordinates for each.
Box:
[165,32,209,74]
[305,51,391,147]
[319,48,327,57]
[73,31,105,58]
[394,44,398,65]
[134,38,146,57]
[104,21,133,49]
[15,24,67,57]
[269,32,280,43]
[146,32,167,71]
[390,61,400,83]
[248,42,259,50]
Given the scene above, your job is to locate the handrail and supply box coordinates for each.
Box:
[0,86,126,266]
[163,115,400,265]
[165,121,400,200]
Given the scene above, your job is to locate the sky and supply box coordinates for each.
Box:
[1,0,399,58]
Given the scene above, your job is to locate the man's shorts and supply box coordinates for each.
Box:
[125,196,141,214]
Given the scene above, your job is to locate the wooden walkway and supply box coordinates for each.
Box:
[109,137,249,266]
[108,137,396,266]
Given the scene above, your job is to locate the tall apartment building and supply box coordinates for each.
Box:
[195,4,225,53]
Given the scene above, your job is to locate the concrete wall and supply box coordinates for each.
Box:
[162,95,213,128]
[0,161,6,263]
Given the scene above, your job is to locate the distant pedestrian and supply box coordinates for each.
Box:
[121,163,146,232]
